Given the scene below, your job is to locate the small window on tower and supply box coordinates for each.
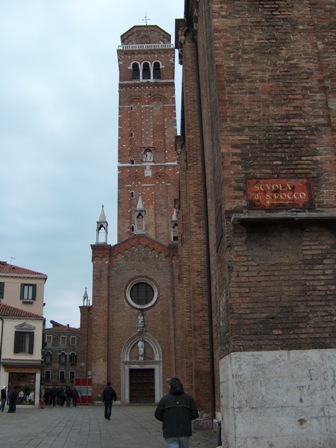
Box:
[142,62,150,80]
[131,158,135,165]
[131,224,135,232]
[132,62,140,80]
[153,62,161,79]
[172,223,178,242]
[130,191,135,198]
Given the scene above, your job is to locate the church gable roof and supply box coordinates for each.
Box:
[111,235,176,260]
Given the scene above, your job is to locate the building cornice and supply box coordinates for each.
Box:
[118,44,174,51]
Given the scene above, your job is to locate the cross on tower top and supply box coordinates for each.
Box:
[142,13,150,25]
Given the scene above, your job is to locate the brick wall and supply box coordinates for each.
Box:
[176,32,213,415]
[211,0,336,210]
[85,237,177,402]
[207,0,336,358]
[180,0,336,417]
[89,245,110,399]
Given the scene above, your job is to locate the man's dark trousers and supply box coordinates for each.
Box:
[105,401,112,420]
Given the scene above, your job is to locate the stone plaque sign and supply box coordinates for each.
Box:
[246,178,314,209]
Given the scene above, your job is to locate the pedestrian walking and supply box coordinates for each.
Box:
[65,386,72,407]
[8,387,18,413]
[102,382,117,420]
[1,385,7,412]
[155,377,199,448]
[72,388,79,407]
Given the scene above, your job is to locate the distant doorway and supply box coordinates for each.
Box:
[129,368,155,403]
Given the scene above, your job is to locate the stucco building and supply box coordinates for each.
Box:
[0,261,47,407]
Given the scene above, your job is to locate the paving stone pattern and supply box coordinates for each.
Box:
[0,405,219,448]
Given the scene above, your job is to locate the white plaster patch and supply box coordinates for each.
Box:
[220,349,336,447]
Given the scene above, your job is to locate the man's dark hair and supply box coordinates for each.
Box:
[107,382,111,386]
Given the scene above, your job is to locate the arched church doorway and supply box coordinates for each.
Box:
[122,334,162,403]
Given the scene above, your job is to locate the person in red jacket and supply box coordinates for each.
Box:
[155,377,199,448]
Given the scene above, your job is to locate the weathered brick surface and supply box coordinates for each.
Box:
[180,0,336,417]
[211,0,336,211]
[83,238,178,402]
[117,26,178,245]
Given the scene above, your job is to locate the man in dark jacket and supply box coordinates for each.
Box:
[155,377,199,448]
[102,382,117,420]
[1,386,7,412]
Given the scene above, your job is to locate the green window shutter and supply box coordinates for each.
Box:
[20,284,25,300]
[14,332,20,353]
[32,284,36,300]
[0,282,4,298]
[28,333,34,354]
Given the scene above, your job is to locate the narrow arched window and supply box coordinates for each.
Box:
[132,62,140,80]
[69,352,77,364]
[45,351,52,364]
[142,62,150,80]
[59,351,67,365]
[153,62,161,79]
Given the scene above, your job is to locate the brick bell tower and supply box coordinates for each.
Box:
[117,25,179,244]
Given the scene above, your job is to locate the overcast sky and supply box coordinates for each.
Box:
[0,0,183,328]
